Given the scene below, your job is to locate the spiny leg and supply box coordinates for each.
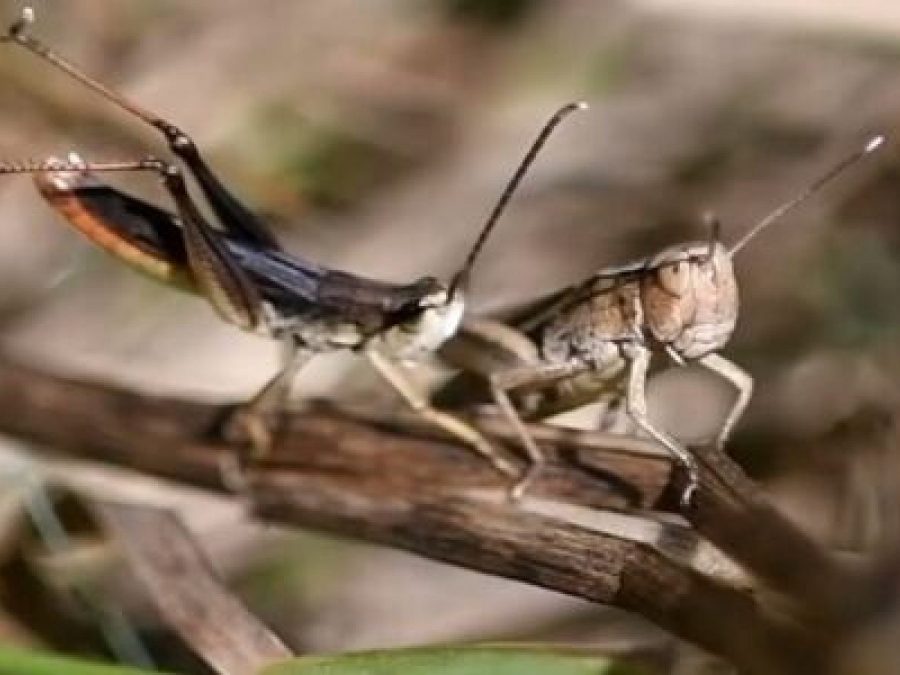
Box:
[3,8,279,249]
[696,352,753,450]
[433,316,542,412]
[489,360,590,500]
[365,348,519,481]
[439,316,541,377]
[156,162,267,330]
[626,347,699,506]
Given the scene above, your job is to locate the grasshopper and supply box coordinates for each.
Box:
[439,134,885,504]
[0,7,586,492]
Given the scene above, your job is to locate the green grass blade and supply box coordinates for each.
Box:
[262,645,642,675]
[0,647,174,675]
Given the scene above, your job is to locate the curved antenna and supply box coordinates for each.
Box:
[729,135,885,257]
[448,101,588,297]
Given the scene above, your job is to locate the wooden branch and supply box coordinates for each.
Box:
[249,472,822,673]
[96,502,292,675]
[0,354,860,672]
[0,358,669,509]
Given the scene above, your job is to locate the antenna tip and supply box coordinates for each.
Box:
[556,101,589,118]
[865,135,886,153]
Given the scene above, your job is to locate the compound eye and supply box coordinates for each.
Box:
[657,260,690,296]
[419,289,449,308]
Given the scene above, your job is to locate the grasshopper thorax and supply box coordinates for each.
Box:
[642,241,738,360]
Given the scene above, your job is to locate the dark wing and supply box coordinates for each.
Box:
[501,284,585,333]
[494,278,606,339]
[231,247,442,327]
[498,257,650,338]
[317,270,442,323]
[224,246,324,312]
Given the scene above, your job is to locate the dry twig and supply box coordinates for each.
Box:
[97,502,291,675]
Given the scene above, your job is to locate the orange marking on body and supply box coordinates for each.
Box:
[49,193,184,282]
[35,172,194,290]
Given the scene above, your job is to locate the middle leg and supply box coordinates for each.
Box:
[365,347,519,483]
[489,360,591,499]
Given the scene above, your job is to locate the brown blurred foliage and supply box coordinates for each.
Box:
[0,1,898,672]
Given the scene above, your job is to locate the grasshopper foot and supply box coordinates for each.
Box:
[218,404,287,495]
[680,479,698,509]
[465,434,518,480]
[506,459,546,503]
[217,451,250,496]
[225,406,277,459]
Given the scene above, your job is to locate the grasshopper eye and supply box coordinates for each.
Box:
[657,261,690,296]
[419,289,449,308]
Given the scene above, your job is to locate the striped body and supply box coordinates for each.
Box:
[534,241,738,370]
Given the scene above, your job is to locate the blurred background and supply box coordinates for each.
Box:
[0,0,898,672]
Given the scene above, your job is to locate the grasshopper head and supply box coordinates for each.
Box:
[382,283,466,363]
[643,240,738,359]
[642,135,886,360]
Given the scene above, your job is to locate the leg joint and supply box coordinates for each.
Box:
[155,122,198,157]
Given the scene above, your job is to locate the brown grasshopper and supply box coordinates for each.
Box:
[439,135,885,504]
[0,7,586,492]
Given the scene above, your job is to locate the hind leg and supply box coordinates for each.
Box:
[488,360,591,500]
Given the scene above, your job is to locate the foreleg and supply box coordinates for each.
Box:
[697,352,753,450]
[626,347,699,506]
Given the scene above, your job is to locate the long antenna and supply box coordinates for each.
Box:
[448,101,588,296]
[2,7,167,132]
[729,135,885,257]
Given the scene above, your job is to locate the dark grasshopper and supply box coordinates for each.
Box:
[439,135,885,503]
[0,8,586,491]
